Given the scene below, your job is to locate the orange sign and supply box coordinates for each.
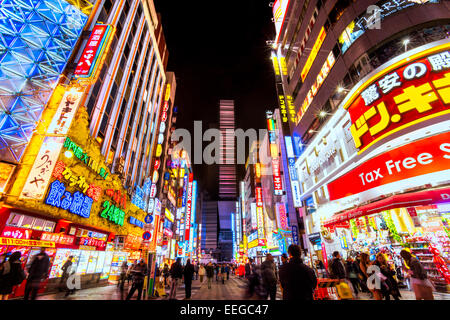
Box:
[301,27,326,82]
[0,237,55,247]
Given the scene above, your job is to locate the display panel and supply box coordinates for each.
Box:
[86,251,99,274]
[96,251,106,274]
[76,250,90,275]
[101,251,113,280]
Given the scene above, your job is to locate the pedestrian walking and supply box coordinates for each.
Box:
[359,252,374,298]
[0,252,25,300]
[220,264,226,284]
[24,248,50,300]
[215,263,219,282]
[345,257,360,297]
[245,258,253,280]
[168,258,183,300]
[194,263,199,280]
[199,264,206,283]
[374,253,401,300]
[163,263,170,287]
[205,262,214,289]
[125,259,148,300]
[400,249,434,300]
[279,244,317,300]
[329,251,347,280]
[225,264,230,280]
[183,259,195,300]
[118,261,128,290]
[60,256,76,297]
[261,254,278,300]
[245,264,267,299]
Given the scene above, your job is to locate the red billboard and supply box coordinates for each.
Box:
[327,131,450,201]
[344,46,450,154]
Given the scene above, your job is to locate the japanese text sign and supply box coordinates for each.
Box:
[345,45,450,154]
[75,24,108,77]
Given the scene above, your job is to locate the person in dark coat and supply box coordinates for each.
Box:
[261,254,278,300]
[279,244,317,300]
[162,263,170,287]
[168,258,183,300]
[24,248,50,300]
[245,258,253,280]
[225,264,230,280]
[375,253,401,300]
[205,262,215,289]
[0,252,25,300]
[329,251,347,280]
[126,259,148,300]
[60,256,75,296]
[183,259,195,299]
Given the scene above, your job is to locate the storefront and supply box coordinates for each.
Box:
[295,39,450,292]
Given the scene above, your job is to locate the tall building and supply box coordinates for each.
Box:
[271,0,450,284]
[218,99,237,199]
[85,0,169,189]
[200,191,218,262]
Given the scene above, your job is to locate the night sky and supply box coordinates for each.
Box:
[154,0,278,198]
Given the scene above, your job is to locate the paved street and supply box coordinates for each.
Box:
[29,275,450,300]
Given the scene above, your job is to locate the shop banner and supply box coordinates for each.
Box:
[324,186,450,227]
[47,89,82,135]
[41,232,75,245]
[327,131,450,201]
[344,45,450,154]
[20,137,65,200]
[74,24,109,77]
[0,237,55,247]
[1,227,31,239]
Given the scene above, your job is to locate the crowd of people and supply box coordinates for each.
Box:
[0,245,436,300]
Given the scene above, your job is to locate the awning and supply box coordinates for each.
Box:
[323,186,450,227]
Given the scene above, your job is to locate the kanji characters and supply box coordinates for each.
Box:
[60,191,73,210]
[361,83,380,106]
[378,72,401,94]
[69,191,84,216]
[393,82,438,114]
[428,51,450,71]
[52,160,66,179]
[80,196,93,218]
[45,180,66,207]
[86,184,102,202]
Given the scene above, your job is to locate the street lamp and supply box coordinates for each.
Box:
[336,86,349,93]
[403,38,410,52]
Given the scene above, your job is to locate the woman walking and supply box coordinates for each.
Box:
[0,252,25,300]
[199,264,206,283]
[374,253,401,300]
[400,250,434,300]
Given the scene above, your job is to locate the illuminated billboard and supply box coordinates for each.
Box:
[0,0,89,162]
[273,0,291,43]
[343,42,450,154]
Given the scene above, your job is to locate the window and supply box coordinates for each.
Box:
[20,215,33,228]
[43,221,55,232]
[32,218,46,230]
[7,212,21,226]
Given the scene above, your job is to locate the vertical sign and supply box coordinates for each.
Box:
[20,137,65,200]
[47,89,83,135]
[75,24,109,76]
[184,173,194,241]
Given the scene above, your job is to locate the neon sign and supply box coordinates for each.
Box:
[100,200,125,226]
[129,216,144,229]
[45,180,93,218]
[301,27,326,82]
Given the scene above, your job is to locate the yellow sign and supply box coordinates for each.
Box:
[0,238,55,248]
[165,84,171,101]
[272,56,280,76]
[301,27,326,82]
[248,239,259,249]
[165,208,174,222]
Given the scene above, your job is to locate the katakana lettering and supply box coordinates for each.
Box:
[428,51,450,71]
[368,102,390,136]
[69,192,84,216]
[30,177,45,186]
[361,84,380,106]
[393,82,438,114]
[378,72,401,94]
[60,191,73,210]
[45,180,66,207]
[403,62,427,80]
[432,71,450,104]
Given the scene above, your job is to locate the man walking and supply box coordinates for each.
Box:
[168,258,183,300]
[125,259,148,300]
[279,245,317,300]
[183,259,195,300]
[329,251,347,281]
[24,248,50,300]
[245,258,253,280]
[261,254,278,300]
[205,262,215,289]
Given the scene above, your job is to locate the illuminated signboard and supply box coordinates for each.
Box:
[273,0,291,43]
[47,89,83,135]
[327,130,450,201]
[344,45,450,154]
[75,24,115,83]
[45,180,93,218]
[338,0,439,54]
[291,181,302,208]
[129,216,144,229]
[20,137,65,200]
[63,137,109,179]
[272,55,281,76]
[0,238,55,248]
[276,203,289,230]
[184,173,194,241]
[301,27,326,82]
[250,203,258,229]
[100,200,125,226]
[0,0,88,162]
[41,233,75,245]
[298,51,336,122]
[278,94,288,123]
[154,198,162,216]
[165,208,174,223]
[267,113,284,195]
[255,187,265,244]
[2,227,31,239]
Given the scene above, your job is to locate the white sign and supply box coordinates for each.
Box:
[250,202,258,230]
[47,90,82,135]
[291,180,302,208]
[20,137,65,200]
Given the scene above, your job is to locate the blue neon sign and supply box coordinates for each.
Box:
[45,180,93,218]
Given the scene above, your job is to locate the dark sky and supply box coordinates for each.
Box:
[154,0,278,198]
